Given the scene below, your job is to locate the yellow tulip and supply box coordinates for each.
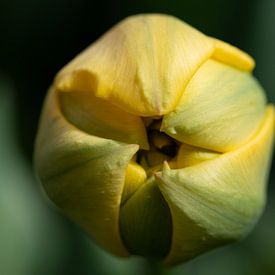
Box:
[34,14,274,265]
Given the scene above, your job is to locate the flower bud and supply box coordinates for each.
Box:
[34,14,274,265]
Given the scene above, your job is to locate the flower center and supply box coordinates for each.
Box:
[137,118,180,170]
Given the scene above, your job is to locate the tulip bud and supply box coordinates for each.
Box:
[34,14,274,265]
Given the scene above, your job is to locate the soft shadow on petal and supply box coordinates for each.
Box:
[59,90,149,149]
[120,177,172,259]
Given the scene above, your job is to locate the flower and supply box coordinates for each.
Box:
[34,14,274,265]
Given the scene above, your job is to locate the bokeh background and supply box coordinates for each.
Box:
[0,0,274,274]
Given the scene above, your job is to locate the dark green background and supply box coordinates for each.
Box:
[0,0,274,274]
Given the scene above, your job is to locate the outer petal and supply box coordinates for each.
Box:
[157,106,274,265]
[59,90,148,149]
[34,88,138,256]
[55,14,214,116]
[162,60,266,152]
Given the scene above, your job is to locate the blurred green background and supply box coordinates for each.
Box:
[0,0,274,274]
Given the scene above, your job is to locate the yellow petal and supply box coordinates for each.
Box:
[121,161,147,204]
[211,38,255,71]
[59,90,149,149]
[177,143,220,168]
[34,88,138,257]
[157,106,274,265]
[120,177,172,258]
[162,59,266,152]
[55,14,214,116]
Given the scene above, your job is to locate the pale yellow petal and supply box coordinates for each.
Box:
[157,106,274,265]
[162,59,266,152]
[34,88,138,257]
[59,90,149,149]
[55,14,214,116]
[211,38,255,71]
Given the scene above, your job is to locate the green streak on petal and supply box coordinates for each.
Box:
[162,59,266,152]
[120,177,172,259]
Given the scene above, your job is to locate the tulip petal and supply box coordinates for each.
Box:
[177,143,220,168]
[55,14,214,116]
[157,106,274,265]
[212,38,255,71]
[34,88,139,256]
[162,59,266,152]
[121,161,147,204]
[120,177,172,258]
[59,90,149,149]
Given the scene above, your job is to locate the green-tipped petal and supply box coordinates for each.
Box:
[55,14,214,116]
[59,90,148,149]
[162,59,266,152]
[157,106,274,265]
[120,177,172,259]
[34,88,138,256]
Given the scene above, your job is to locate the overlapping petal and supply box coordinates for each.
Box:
[157,106,274,265]
[34,88,138,256]
[162,60,266,152]
[55,14,214,116]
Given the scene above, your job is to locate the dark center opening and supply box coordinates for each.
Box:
[137,118,180,168]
